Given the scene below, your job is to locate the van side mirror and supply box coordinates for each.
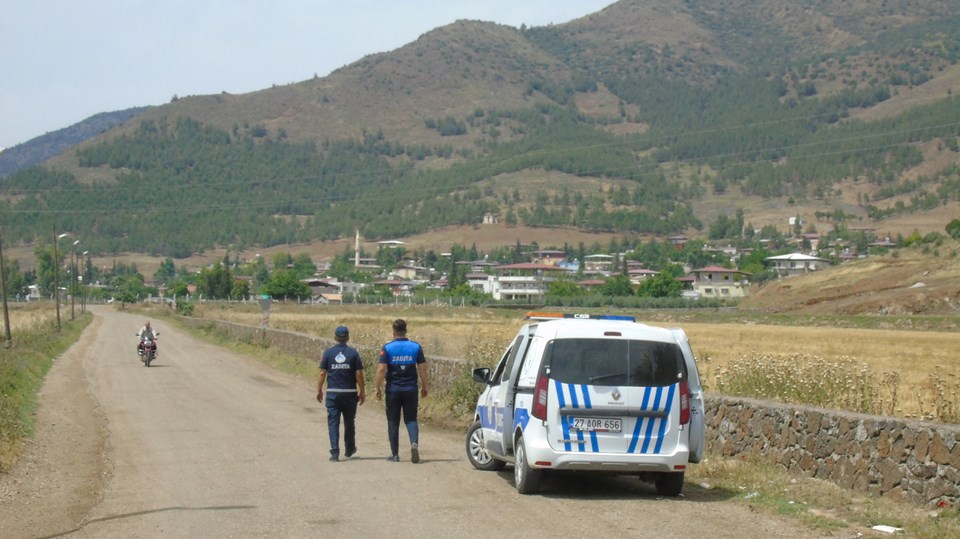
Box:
[472,367,491,384]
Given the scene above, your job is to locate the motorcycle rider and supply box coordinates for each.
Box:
[137,321,158,358]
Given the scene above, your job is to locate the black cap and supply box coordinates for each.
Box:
[335,325,349,340]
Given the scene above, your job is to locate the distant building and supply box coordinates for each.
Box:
[628,268,659,286]
[765,253,831,277]
[583,254,614,272]
[689,266,750,298]
[669,235,687,251]
[531,250,566,266]
[475,263,565,301]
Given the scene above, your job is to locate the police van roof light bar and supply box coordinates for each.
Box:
[524,312,636,322]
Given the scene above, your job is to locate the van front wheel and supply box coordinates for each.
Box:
[466,420,505,471]
[514,435,542,495]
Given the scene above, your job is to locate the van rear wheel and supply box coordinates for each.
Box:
[654,471,685,496]
[466,420,505,471]
[514,435,542,495]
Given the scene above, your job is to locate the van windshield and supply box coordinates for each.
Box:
[544,338,683,387]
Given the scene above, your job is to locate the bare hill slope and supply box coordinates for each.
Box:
[741,240,960,317]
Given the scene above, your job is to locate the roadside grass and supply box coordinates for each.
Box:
[0,311,92,471]
[687,456,960,538]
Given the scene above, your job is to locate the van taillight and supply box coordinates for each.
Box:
[532,375,549,420]
[679,380,690,425]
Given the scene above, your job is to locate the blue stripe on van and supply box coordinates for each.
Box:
[567,384,585,452]
[628,386,653,453]
[580,384,599,452]
[653,384,676,454]
[555,380,571,452]
[640,387,664,454]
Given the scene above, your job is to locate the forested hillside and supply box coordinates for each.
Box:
[0,107,150,177]
[1,0,958,258]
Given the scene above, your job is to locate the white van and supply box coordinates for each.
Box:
[466,312,705,495]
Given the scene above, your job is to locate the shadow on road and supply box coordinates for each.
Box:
[490,469,740,502]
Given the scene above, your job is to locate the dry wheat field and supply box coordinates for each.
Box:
[184,302,960,423]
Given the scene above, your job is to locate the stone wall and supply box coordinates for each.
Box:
[181,317,959,506]
[705,396,959,507]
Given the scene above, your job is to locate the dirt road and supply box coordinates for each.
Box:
[0,307,830,538]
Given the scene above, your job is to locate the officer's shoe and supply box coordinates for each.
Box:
[410,443,420,464]
[345,447,357,458]
[386,454,400,462]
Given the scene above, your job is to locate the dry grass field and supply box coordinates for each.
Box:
[0,302,61,335]
[185,302,960,423]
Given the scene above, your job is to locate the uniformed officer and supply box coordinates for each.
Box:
[374,319,429,463]
[317,325,365,461]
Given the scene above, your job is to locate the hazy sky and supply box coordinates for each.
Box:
[0,0,617,149]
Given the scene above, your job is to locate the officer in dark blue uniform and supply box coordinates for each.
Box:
[317,326,366,461]
[374,319,429,463]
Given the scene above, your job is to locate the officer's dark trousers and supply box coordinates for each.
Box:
[326,392,359,457]
[385,390,419,456]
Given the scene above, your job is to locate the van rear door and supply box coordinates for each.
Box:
[543,338,684,456]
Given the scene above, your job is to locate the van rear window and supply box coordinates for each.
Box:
[544,338,683,387]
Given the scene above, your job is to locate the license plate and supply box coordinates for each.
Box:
[570,417,621,433]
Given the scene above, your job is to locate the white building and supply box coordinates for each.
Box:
[765,253,831,277]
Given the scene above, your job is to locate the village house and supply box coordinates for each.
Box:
[530,249,567,266]
[628,268,659,286]
[689,266,751,299]
[583,253,614,273]
[765,253,832,277]
[488,262,565,301]
[391,263,430,281]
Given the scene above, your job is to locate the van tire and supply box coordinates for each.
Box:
[514,435,542,494]
[466,420,505,471]
[654,471,685,496]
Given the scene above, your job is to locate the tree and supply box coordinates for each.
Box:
[197,261,233,299]
[292,252,317,278]
[947,219,960,240]
[272,251,293,270]
[1,258,26,297]
[34,245,58,294]
[231,279,251,300]
[154,257,176,283]
[113,274,149,306]
[599,274,634,296]
[261,269,310,299]
[636,273,682,298]
[252,256,271,290]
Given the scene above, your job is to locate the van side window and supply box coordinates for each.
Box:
[498,335,526,384]
[491,335,523,384]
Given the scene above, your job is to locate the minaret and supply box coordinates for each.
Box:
[354,229,360,267]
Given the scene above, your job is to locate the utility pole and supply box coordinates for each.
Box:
[70,240,79,320]
[54,226,69,332]
[54,224,61,332]
[0,227,12,347]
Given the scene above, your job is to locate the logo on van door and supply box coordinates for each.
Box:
[611,389,621,401]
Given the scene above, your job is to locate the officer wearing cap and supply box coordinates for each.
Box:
[374,318,429,463]
[318,325,365,461]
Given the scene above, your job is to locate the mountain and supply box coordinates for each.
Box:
[0,107,151,177]
[2,0,958,259]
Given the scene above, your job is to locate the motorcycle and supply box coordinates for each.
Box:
[137,333,159,367]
